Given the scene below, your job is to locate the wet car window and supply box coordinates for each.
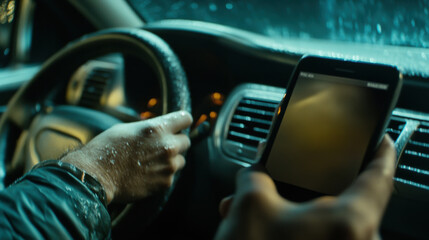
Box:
[129,0,429,48]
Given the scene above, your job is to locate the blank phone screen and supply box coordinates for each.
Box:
[265,72,389,195]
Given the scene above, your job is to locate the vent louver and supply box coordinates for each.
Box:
[386,118,406,142]
[395,124,429,191]
[227,97,279,148]
[79,68,111,107]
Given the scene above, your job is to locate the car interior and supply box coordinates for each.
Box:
[0,0,428,239]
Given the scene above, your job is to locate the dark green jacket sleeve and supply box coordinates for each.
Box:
[0,167,111,239]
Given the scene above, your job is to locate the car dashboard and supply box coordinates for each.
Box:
[144,20,429,239]
[58,20,429,239]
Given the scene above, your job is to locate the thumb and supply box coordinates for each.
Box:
[219,167,285,219]
[219,169,278,218]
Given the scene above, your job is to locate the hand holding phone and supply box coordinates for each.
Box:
[216,136,396,240]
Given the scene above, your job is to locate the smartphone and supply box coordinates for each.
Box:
[260,56,402,198]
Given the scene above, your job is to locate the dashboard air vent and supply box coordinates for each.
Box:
[216,84,285,165]
[227,97,279,148]
[79,68,112,107]
[395,124,429,191]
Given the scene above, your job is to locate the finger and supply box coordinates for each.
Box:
[156,155,186,189]
[133,111,192,135]
[219,195,234,218]
[156,154,186,175]
[234,168,294,212]
[342,135,396,213]
[169,133,191,154]
[160,111,193,133]
[172,154,186,172]
[235,167,278,198]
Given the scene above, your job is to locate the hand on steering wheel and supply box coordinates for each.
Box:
[62,111,193,203]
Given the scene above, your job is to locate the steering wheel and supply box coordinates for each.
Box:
[0,28,191,231]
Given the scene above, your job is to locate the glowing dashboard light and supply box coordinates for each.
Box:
[0,1,6,24]
[210,111,217,119]
[195,114,208,127]
[7,0,14,23]
[147,98,158,108]
[211,92,224,105]
[140,111,155,120]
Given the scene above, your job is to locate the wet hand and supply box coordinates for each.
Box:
[61,111,193,204]
[215,135,395,240]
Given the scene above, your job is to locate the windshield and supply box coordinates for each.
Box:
[129,0,429,49]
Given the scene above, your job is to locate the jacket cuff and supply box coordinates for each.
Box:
[31,160,108,207]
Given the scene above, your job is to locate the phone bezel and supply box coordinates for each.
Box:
[259,55,402,200]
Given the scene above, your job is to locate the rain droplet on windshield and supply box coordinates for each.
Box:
[209,3,217,12]
[376,23,382,34]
